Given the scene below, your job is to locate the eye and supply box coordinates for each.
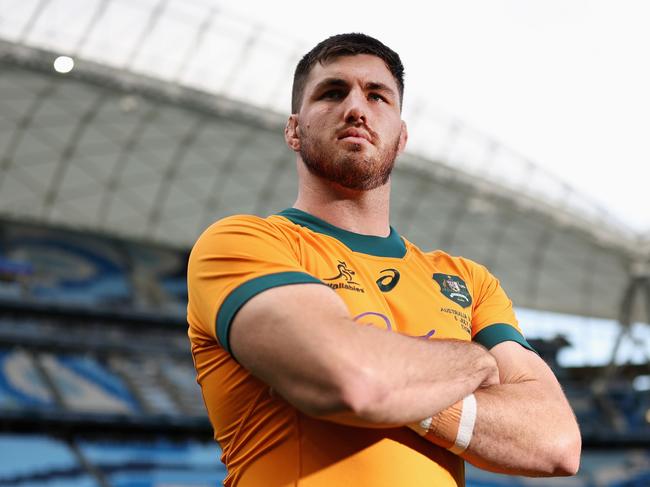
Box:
[369,93,386,103]
[320,89,344,100]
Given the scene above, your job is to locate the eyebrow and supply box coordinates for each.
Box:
[312,77,349,93]
[365,82,396,99]
[312,78,396,99]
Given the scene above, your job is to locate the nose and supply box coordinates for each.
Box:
[343,89,367,124]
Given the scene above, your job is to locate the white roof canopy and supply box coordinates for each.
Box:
[0,0,648,324]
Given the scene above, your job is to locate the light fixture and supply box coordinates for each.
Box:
[53,56,74,74]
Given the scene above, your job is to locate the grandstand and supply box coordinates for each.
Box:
[0,1,648,486]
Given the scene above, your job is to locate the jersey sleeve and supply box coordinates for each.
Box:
[187,215,323,355]
[469,262,536,353]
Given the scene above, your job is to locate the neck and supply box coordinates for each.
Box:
[293,161,391,236]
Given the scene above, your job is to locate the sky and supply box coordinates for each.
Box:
[214,0,650,235]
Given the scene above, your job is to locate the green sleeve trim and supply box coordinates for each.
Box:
[216,271,323,355]
[473,323,537,354]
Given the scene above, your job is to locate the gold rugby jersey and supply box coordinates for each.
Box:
[187,208,533,487]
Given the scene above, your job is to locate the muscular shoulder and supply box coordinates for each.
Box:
[191,214,298,255]
[429,250,488,278]
[187,214,313,347]
[196,214,282,241]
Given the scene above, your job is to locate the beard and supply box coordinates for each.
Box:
[299,127,401,191]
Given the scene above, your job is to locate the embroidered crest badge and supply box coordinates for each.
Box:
[432,273,472,308]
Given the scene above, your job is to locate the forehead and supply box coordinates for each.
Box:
[303,54,398,92]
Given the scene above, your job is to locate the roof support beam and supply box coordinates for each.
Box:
[18,0,51,43]
[199,125,259,230]
[97,104,160,229]
[253,149,292,215]
[123,0,169,69]
[42,91,111,219]
[146,114,208,235]
[0,73,59,196]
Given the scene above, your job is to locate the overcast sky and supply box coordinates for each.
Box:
[216,0,650,234]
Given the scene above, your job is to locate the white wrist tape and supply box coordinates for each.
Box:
[417,416,433,434]
[449,393,477,454]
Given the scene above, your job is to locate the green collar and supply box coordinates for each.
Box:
[277,208,406,258]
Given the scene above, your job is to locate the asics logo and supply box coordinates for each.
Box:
[376,268,400,292]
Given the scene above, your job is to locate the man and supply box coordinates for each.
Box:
[187,33,581,486]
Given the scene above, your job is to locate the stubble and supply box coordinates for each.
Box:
[299,126,401,191]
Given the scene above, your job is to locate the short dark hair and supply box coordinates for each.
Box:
[291,33,404,113]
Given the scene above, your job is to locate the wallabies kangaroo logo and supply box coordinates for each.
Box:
[325,261,360,285]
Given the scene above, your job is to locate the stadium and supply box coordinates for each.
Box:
[0,1,648,486]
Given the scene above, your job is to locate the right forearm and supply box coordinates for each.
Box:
[329,323,497,425]
[230,283,496,427]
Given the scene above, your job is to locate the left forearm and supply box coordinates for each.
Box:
[423,380,581,476]
[468,381,580,476]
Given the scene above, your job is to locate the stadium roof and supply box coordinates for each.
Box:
[0,0,648,324]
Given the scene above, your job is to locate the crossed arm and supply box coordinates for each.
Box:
[229,282,581,476]
[425,341,581,476]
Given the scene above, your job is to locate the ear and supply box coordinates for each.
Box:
[284,115,301,152]
[397,120,408,155]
